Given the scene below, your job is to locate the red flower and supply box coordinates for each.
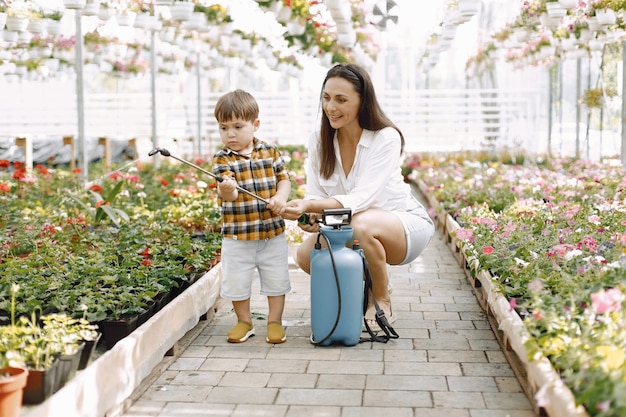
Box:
[35,164,49,175]
[90,184,104,194]
[95,200,110,208]
[0,182,10,193]
[12,169,25,180]
[482,246,494,255]
[0,160,10,169]
[141,259,152,267]
[72,168,82,174]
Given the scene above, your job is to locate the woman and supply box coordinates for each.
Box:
[283,63,435,330]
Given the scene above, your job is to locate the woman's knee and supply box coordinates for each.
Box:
[295,237,315,273]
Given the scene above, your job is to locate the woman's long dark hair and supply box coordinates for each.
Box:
[318,63,404,179]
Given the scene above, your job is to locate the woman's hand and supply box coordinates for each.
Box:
[298,213,321,233]
[283,199,307,221]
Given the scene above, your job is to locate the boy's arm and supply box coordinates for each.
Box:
[217,177,238,202]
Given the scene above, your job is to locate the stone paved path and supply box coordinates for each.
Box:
[118,228,537,417]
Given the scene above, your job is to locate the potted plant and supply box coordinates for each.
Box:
[0,365,28,417]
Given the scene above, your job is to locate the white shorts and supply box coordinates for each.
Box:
[220,233,291,301]
[393,208,435,265]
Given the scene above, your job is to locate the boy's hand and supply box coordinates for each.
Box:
[268,196,287,215]
[218,177,236,193]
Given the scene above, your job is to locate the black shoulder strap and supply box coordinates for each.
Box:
[360,257,399,343]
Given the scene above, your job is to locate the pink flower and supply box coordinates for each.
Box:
[475,217,497,227]
[528,279,543,292]
[591,288,625,314]
[588,214,600,224]
[483,246,494,255]
[455,228,474,241]
[597,401,611,412]
[547,244,575,258]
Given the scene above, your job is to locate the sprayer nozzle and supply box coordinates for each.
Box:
[148,148,171,157]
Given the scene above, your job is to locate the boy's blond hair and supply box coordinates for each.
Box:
[214,89,259,123]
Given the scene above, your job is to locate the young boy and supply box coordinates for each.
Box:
[212,89,292,344]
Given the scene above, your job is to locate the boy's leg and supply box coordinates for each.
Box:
[227,298,255,343]
[267,295,286,344]
[232,299,252,324]
[267,295,285,323]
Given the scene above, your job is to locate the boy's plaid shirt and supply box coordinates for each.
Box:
[212,139,290,241]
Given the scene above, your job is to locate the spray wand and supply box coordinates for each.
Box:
[148,147,270,204]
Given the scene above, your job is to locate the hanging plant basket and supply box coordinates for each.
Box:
[168,1,194,22]
[63,0,86,10]
[5,15,29,32]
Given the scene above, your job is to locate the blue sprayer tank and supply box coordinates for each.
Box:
[310,226,364,346]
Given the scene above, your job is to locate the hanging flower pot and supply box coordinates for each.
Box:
[44,58,60,72]
[98,6,114,21]
[458,0,480,17]
[168,1,194,22]
[82,2,100,16]
[27,19,45,34]
[558,0,578,10]
[545,2,566,19]
[595,8,616,25]
[133,12,151,28]
[115,11,137,27]
[46,18,63,35]
[0,367,28,417]
[17,31,32,43]
[1,30,17,42]
[5,15,29,32]
[63,0,86,10]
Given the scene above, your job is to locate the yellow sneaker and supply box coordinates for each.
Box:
[266,322,286,344]
[227,322,255,343]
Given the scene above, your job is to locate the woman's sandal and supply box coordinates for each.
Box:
[363,303,396,332]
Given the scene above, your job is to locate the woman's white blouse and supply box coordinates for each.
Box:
[304,127,422,215]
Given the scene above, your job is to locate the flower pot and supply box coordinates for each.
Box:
[0,367,28,417]
[5,16,29,32]
[46,19,62,35]
[458,0,480,16]
[546,2,566,19]
[63,0,86,9]
[2,30,18,43]
[97,7,114,21]
[168,2,194,22]
[55,343,85,390]
[99,315,139,350]
[82,2,100,16]
[115,11,136,27]
[595,8,616,26]
[78,332,102,370]
[23,359,60,405]
[558,0,578,10]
